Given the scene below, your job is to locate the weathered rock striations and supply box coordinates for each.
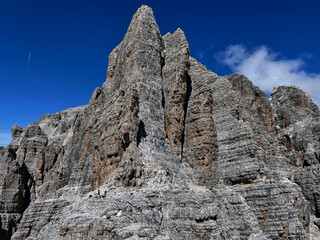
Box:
[90,5,172,189]
[0,126,34,240]
[270,86,320,238]
[235,181,310,239]
[183,57,218,185]
[211,74,291,185]
[162,29,190,159]
[0,5,319,240]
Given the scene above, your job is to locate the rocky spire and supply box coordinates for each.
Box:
[125,5,161,40]
[11,124,23,140]
[105,5,163,86]
[89,5,170,188]
[162,28,190,158]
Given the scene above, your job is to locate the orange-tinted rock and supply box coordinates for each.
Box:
[183,57,217,185]
[162,29,190,158]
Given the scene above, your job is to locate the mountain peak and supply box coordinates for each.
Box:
[136,5,153,14]
[126,5,159,36]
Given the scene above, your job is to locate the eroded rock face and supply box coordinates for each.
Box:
[89,5,169,189]
[270,86,320,237]
[0,5,319,240]
[0,126,34,240]
[183,57,217,185]
[162,29,190,159]
[211,74,290,185]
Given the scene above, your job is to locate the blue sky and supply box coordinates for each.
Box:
[1,0,320,146]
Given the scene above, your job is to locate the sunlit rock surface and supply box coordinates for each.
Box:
[0,5,319,240]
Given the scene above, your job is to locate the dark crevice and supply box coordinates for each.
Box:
[160,55,165,78]
[303,159,311,167]
[23,148,27,161]
[128,169,136,182]
[0,221,9,240]
[160,52,168,140]
[8,148,17,159]
[39,153,45,183]
[195,215,217,223]
[315,207,320,219]
[161,90,165,109]
[20,162,34,212]
[120,132,131,159]
[0,218,18,240]
[181,73,192,156]
[284,135,291,142]
[7,219,17,240]
[106,152,119,159]
[123,133,130,149]
[52,153,58,170]
[137,121,147,146]
[229,177,253,186]
[235,109,240,120]
[162,89,168,139]
[314,192,320,218]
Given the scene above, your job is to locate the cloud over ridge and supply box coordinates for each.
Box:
[218,44,320,107]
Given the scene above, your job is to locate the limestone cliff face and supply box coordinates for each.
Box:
[1,5,320,240]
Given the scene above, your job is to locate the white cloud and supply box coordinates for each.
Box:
[0,133,11,147]
[218,44,320,107]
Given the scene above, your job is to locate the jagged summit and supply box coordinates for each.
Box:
[128,5,156,26]
[163,27,186,37]
[124,5,161,43]
[1,5,320,240]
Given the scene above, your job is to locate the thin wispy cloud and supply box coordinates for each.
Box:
[217,44,320,106]
[196,44,215,60]
[0,133,11,147]
[26,52,31,71]
[196,50,204,60]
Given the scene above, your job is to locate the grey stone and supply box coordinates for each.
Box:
[0,4,318,240]
[271,85,320,236]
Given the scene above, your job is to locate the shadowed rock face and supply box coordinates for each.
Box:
[0,126,34,240]
[1,5,320,239]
